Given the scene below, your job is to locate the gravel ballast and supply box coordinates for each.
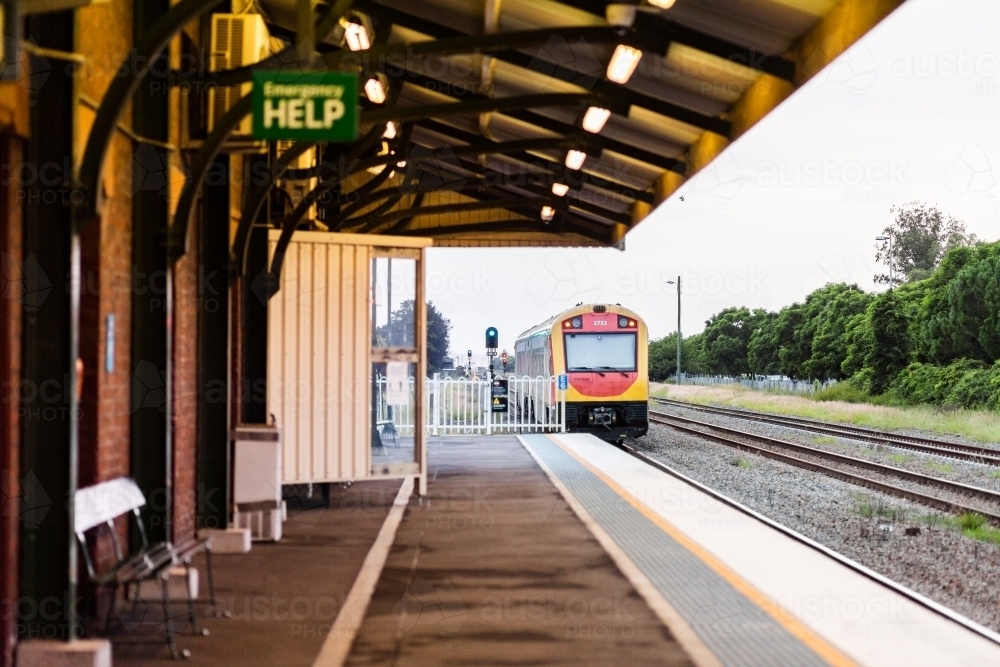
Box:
[637,420,1000,633]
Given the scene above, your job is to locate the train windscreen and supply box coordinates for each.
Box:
[564,333,636,372]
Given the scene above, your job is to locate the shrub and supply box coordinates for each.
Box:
[947,366,996,409]
[891,359,1000,410]
[813,382,870,403]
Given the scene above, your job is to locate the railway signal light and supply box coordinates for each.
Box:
[485,327,498,350]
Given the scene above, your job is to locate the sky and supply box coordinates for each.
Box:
[425,0,1000,359]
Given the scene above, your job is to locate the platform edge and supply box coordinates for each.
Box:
[517,435,724,667]
[312,476,415,667]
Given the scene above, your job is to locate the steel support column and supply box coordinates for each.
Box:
[130,0,172,546]
[21,10,74,641]
[197,155,230,529]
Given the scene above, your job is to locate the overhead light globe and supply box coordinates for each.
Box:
[582,106,611,133]
[340,19,371,51]
[607,44,642,84]
[551,183,569,197]
[365,78,386,104]
[565,150,587,170]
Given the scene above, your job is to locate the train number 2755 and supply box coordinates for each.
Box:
[592,320,607,326]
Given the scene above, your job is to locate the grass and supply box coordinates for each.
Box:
[651,382,1000,444]
[730,455,754,469]
[908,512,1000,545]
[923,460,955,474]
[990,470,1000,479]
[811,435,838,446]
[854,495,907,522]
[955,513,1000,544]
[842,494,1000,546]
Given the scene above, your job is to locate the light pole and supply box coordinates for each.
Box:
[666,277,681,384]
[876,235,894,287]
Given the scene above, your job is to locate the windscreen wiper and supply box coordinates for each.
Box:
[569,366,605,376]
[592,365,632,378]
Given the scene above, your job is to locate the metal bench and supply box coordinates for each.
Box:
[376,419,399,447]
[75,478,218,659]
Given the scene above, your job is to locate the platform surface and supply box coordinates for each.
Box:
[528,433,1000,667]
[343,436,695,666]
[113,481,403,666]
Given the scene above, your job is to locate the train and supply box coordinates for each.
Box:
[514,303,649,441]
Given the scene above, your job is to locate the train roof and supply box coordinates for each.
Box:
[515,304,644,341]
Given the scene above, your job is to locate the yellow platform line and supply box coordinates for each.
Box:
[547,434,859,667]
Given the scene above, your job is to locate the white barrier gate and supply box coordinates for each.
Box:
[375,375,565,436]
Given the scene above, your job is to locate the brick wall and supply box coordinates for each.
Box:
[77,0,134,570]
[170,32,198,544]
[172,221,199,543]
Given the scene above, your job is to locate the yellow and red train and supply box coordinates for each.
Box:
[514,303,649,441]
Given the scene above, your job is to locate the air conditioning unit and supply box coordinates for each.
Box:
[277,141,319,223]
[208,13,270,139]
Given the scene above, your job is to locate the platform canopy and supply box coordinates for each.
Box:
[259,0,906,248]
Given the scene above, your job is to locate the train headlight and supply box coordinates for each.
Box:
[571,317,582,328]
[618,316,628,327]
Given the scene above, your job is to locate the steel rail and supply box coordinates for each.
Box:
[651,397,1000,465]
[648,412,1000,523]
[611,438,1000,649]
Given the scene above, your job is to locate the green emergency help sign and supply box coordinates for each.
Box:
[252,71,359,141]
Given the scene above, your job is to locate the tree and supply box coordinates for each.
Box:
[916,244,978,363]
[376,300,453,375]
[700,307,768,376]
[869,290,911,394]
[747,311,780,376]
[807,286,872,380]
[943,253,1000,362]
[649,332,703,381]
[875,203,976,284]
[773,304,805,378]
[840,310,873,380]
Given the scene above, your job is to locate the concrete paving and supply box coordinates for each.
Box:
[113,480,402,666]
[343,436,694,666]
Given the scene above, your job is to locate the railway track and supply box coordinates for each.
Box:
[651,397,1000,466]
[648,410,1000,526]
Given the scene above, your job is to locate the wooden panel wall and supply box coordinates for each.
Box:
[268,233,371,483]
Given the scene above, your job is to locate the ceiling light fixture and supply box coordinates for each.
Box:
[342,20,371,51]
[581,106,611,133]
[365,77,386,104]
[383,121,397,139]
[607,44,642,84]
[565,150,587,170]
[551,183,569,197]
[647,0,677,9]
[540,206,555,222]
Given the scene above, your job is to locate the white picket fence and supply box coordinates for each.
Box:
[374,375,565,435]
[679,375,837,394]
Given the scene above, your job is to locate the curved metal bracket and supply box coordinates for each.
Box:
[264,157,423,299]
[168,93,253,262]
[262,134,418,297]
[258,130,594,290]
[74,0,226,226]
[231,120,391,282]
[225,139,319,276]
